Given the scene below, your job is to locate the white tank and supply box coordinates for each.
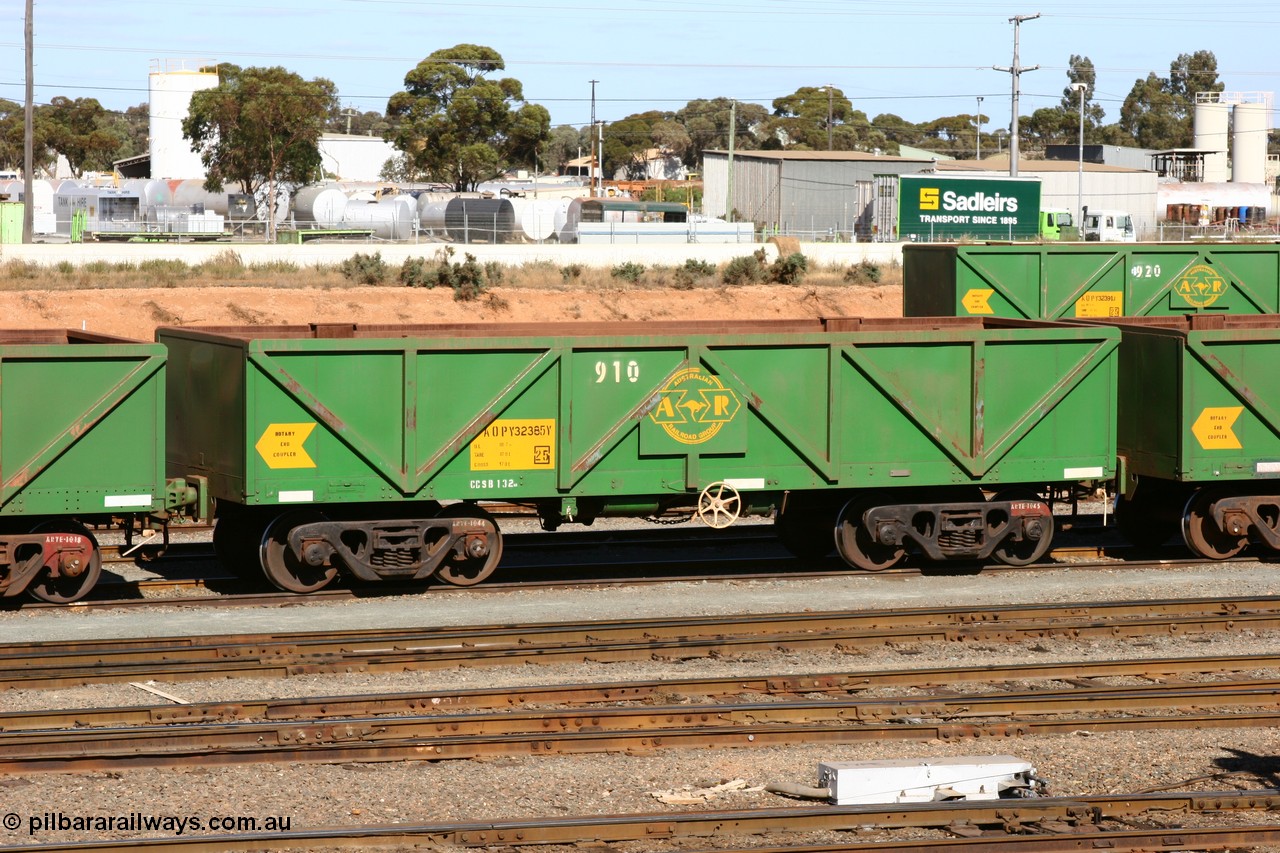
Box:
[1193,97,1230,184]
[148,59,220,179]
[248,184,291,224]
[0,179,55,214]
[509,198,562,242]
[419,199,450,233]
[170,179,229,215]
[375,195,417,239]
[1232,101,1270,184]
[123,179,174,208]
[292,185,349,229]
[342,202,399,239]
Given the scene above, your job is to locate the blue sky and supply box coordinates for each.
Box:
[2,0,1276,136]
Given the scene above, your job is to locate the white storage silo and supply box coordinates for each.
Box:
[149,59,220,179]
[1193,95,1230,183]
[1232,101,1270,184]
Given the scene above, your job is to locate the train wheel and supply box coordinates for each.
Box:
[259,510,337,593]
[835,496,903,572]
[1182,489,1248,560]
[27,520,101,604]
[435,504,503,587]
[990,489,1053,567]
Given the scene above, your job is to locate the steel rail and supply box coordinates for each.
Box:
[2,792,1279,851]
[3,596,1280,689]
[5,652,1280,731]
[5,687,1280,772]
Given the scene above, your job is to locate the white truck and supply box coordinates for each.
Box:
[1081,208,1136,242]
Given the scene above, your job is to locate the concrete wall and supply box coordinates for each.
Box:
[0,240,907,270]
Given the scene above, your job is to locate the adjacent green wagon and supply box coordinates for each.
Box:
[904,243,1280,319]
[1098,315,1280,559]
[0,330,167,601]
[161,318,1118,589]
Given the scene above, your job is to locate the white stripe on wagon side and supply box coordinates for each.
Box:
[1063,467,1105,479]
[723,478,766,490]
[1257,462,1280,474]
[104,494,152,508]
[279,490,315,503]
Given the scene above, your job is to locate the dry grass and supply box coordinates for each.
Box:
[0,255,901,292]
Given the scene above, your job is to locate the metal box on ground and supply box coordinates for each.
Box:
[0,330,167,601]
[160,318,1117,588]
[904,243,1280,319]
[818,756,1037,805]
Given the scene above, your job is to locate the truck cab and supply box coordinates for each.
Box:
[1081,209,1136,242]
[1039,209,1079,241]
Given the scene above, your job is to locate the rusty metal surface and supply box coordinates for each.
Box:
[4,596,1280,688]
[2,793,1280,851]
[6,683,1280,772]
[5,652,1280,731]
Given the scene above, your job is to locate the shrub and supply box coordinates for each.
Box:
[483,261,504,285]
[339,252,388,285]
[561,263,583,283]
[722,249,768,286]
[610,261,645,283]
[452,253,488,301]
[844,259,882,285]
[399,256,433,288]
[768,252,808,285]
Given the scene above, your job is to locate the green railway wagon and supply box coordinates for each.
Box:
[1097,314,1280,561]
[160,318,1119,591]
[904,243,1280,319]
[0,330,168,602]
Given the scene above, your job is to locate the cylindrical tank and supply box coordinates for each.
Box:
[1232,101,1269,184]
[148,59,220,179]
[253,184,291,224]
[377,195,417,239]
[444,197,517,243]
[123,178,174,209]
[342,202,398,239]
[419,199,450,233]
[1193,98,1230,183]
[292,185,349,229]
[0,179,55,216]
[170,178,229,215]
[509,198,562,242]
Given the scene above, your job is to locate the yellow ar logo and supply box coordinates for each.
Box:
[919,188,940,210]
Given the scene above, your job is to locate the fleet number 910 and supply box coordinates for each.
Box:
[470,478,518,489]
[596,360,640,383]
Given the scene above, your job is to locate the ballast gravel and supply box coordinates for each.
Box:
[3,561,1280,849]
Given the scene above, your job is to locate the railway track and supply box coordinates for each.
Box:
[2,595,1277,688]
[7,788,1280,850]
[7,670,1280,772]
[5,792,1280,852]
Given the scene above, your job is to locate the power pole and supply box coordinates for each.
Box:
[993,13,1039,177]
[825,85,834,151]
[726,101,736,221]
[976,96,984,158]
[23,0,34,244]
[589,79,599,197]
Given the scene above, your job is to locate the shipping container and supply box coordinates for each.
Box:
[904,242,1280,319]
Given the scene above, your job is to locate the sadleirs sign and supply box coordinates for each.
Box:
[898,175,1041,241]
